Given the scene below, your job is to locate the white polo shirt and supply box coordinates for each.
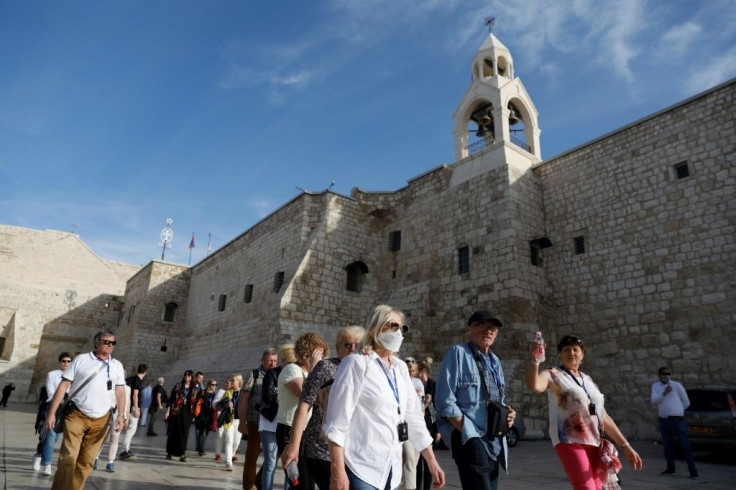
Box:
[45,369,65,402]
[62,352,125,419]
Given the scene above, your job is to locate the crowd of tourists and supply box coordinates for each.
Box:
[30,303,690,490]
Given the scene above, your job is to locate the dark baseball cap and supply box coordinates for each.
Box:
[467,311,503,327]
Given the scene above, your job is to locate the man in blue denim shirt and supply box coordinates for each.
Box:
[435,311,516,490]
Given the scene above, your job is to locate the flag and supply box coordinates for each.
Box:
[189,233,195,250]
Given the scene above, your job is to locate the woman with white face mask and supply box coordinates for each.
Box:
[323,305,446,490]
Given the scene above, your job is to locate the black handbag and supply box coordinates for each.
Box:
[486,400,509,438]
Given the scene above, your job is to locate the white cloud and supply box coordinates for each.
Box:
[658,21,702,59]
[271,70,315,87]
[684,45,736,93]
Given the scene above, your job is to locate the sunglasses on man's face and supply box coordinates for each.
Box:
[100,340,117,346]
[60,359,72,363]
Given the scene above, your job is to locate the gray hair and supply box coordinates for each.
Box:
[337,325,365,346]
[157,377,164,385]
[93,330,116,345]
[262,348,278,360]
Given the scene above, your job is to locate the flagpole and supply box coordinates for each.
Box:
[207,233,212,256]
[188,232,195,265]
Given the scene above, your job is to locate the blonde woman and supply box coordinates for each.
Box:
[324,305,445,490]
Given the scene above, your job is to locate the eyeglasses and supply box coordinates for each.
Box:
[342,342,360,349]
[209,383,217,386]
[384,322,409,334]
[470,322,499,331]
[661,372,671,376]
[60,359,72,363]
[100,340,117,346]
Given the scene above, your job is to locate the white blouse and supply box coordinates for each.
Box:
[323,352,432,490]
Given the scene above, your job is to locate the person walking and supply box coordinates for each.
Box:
[195,379,217,456]
[139,382,152,427]
[44,330,126,489]
[0,382,15,407]
[217,374,244,471]
[525,334,643,489]
[280,326,364,490]
[93,375,131,472]
[239,348,278,490]
[435,311,514,490]
[324,305,445,490]
[119,363,147,459]
[165,370,200,462]
[147,377,166,436]
[651,366,698,479]
[33,352,73,476]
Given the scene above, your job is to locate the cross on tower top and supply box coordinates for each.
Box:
[485,16,495,33]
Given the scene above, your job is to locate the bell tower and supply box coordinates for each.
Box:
[453,18,541,165]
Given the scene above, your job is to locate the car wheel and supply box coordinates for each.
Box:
[506,427,519,447]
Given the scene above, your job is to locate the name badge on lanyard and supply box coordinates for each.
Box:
[376,359,409,442]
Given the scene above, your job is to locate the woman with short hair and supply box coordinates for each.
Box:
[525,334,643,489]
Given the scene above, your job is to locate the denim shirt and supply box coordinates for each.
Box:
[435,342,509,471]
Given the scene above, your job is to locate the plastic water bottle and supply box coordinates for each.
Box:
[286,460,300,486]
[533,331,546,364]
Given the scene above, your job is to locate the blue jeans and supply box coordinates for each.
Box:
[346,466,395,490]
[450,430,499,490]
[41,429,59,465]
[260,430,278,490]
[659,416,698,475]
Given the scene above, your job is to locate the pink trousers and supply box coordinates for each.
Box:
[554,443,602,490]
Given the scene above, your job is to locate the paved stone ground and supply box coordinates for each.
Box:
[2,403,735,489]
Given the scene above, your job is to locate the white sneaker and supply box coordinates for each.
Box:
[43,464,52,476]
[32,455,42,471]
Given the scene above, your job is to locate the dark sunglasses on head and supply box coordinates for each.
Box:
[385,322,409,335]
[405,358,416,364]
[100,340,117,346]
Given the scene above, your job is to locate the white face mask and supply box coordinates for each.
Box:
[377,329,404,352]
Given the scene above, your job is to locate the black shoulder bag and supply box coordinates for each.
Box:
[470,344,509,439]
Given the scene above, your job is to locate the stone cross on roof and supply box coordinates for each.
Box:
[485,16,495,33]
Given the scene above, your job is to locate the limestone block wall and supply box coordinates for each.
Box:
[532,80,736,439]
[0,226,139,400]
[115,261,190,378]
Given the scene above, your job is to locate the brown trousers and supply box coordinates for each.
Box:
[52,408,112,490]
[242,421,263,489]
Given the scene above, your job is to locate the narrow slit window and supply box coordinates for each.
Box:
[273,271,285,293]
[389,230,402,251]
[458,246,470,274]
[574,236,586,255]
[243,284,254,303]
[218,294,227,311]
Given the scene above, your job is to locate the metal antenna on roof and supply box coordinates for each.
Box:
[328,180,335,190]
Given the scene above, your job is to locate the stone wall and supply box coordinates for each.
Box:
[531,80,736,439]
[0,226,139,400]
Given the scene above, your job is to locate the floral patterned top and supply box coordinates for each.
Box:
[300,357,339,461]
[544,366,604,447]
[168,383,200,417]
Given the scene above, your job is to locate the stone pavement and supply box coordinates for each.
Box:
[2,403,735,489]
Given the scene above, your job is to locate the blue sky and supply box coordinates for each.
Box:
[2,0,735,266]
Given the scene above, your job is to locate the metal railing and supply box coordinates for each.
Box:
[467,138,494,155]
[511,134,531,152]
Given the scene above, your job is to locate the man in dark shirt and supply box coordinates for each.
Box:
[147,377,167,437]
[119,363,147,458]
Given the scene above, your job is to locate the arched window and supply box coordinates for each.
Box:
[164,302,178,322]
[345,261,369,292]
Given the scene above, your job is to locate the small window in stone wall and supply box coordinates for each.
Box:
[458,246,470,274]
[273,271,285,293]
[218,294,227,311]
[346,261,369,292]
[389,230,402,251]
[530,241,542,266]
[163,302,178,322]
[674,161,690,179]
[574,236,586,255]
[127,305,136,324]
[243,284,254,303]
[0,337,6,358]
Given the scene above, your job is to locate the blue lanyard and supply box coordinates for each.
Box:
[376,359,401,415]
[92,353,111,380]
[479,351,504,394]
